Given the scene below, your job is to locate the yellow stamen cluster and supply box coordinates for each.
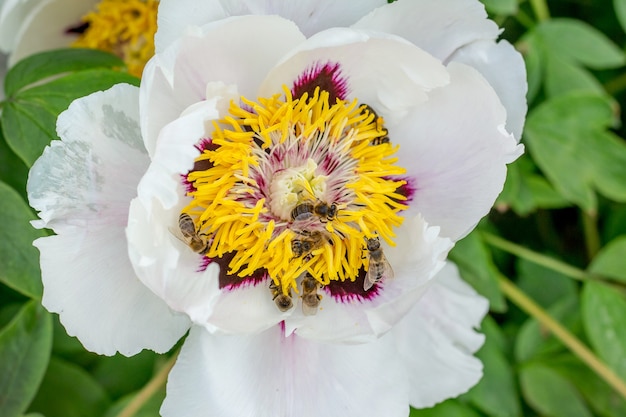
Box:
[72,0,158,77]
[183,87,407,294]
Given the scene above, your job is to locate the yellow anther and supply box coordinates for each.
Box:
[71,0,158,77]
[181,85,406,294]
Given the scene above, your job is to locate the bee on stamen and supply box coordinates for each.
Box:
[300,272,322,316]
[291,230,327,260]
[177,213,210,255]
[363,237,394,291]
[291,200,338,223]
[269,280,293,312]
[360,103,390,145]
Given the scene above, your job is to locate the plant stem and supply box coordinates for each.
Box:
[499,275,626,399]
[529,0,550,22]
[514,8,535,29]
[114,352,178,417]
[582,210,601,259]
[480,232,588,281]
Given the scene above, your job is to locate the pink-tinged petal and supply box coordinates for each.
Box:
[393,262,488,408]
[393,62,523,241]
[162,325,409,417]
[4,0,97,65]
[155,0,387,52]
[352,0,499,62]
[449,39,528,142]
[260,28,450,125]
[286,215,453,343]
[141,15,305,156]
[27,84,189,355]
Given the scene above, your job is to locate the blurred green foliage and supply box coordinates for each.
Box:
[2,1,626,417]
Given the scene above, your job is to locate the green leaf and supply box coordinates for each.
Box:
[481,0,517,16]
[615,0,626,34]
[449,231,506,312]
[581,281,626,381]
[464,316,521,417]
[410,399,483,417]
[520,362,593,417]
[524,93,626,211]
[550,354,626,417]
[497,154,570,215]
[28,357,112,417]
[0,181,46,299]
[0,125,29,198]
[588,236,626,283]
[93,351,157,399]
[515,295,581,362]
[544,54,604,98]
[534,19,625,69]
[4,48,125,97]
[2,69,139,167]
[519,36,543,105]
[0,301,52,417]
[604,205,626,243]
[516,258,578,308]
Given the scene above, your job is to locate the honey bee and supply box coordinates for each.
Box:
[269,280,293,312]
[178,213,209,254]
[360,103,390,145]
[363,237,394,291]
[291,230,326,259]
[291,201,338,222]
[300,272,322,316]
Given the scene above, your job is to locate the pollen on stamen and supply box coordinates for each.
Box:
[70,0,158,77]
[180,83,408,308]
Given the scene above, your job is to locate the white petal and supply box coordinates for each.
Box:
[27,84,189,355]
[5,0,97,65]
[141,15,305,156]
[35,233,189,356]
[260,28,450,125]
[287,215,453,343]
[449,39,528,142]
[28,84,146,233]
[393,262,488,408]
[127,198,222,324]
[393,62,522,241]
[203,281,290,334]
[162,325,409,417]
[155,0,227,53]
[0,0,42,52]
[155,0,387,52]
[352,0,499,62]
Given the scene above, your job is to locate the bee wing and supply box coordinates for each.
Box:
[380,253,394,282]
[301,293,321,316]
[363,254,394,291]
[169,226,188,244]
[301,300,319,316]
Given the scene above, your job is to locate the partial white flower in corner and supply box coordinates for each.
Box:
[27,0,526,415]
[0,0,157,76]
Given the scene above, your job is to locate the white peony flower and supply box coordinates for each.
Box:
[27,0,526,415]
[0,0,157,76]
